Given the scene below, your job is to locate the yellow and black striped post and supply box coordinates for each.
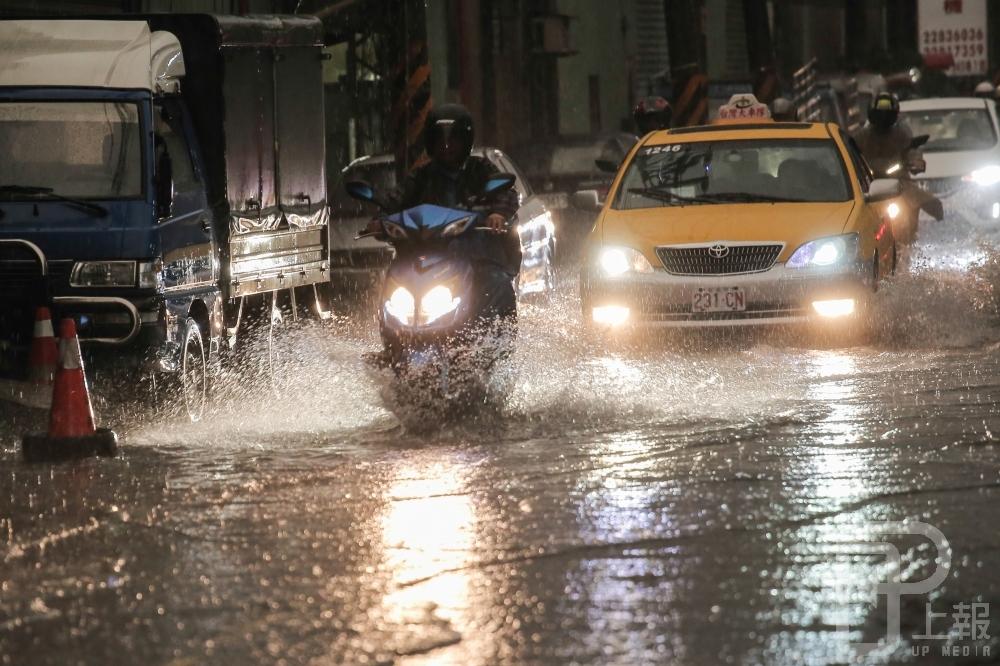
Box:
[753,66,779,105]
[391,0,433,178]
[672,64,709,127]
[664,0,708,126]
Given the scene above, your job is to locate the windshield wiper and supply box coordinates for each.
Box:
[627,187,717,206]
[0,185,108,217]
[698,192,811,204]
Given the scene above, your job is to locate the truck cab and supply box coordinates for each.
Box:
[0,16,330,419]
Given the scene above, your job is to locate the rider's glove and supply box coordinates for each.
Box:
[486,213,507,234]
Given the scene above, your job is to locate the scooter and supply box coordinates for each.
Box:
[345,174,519,410]
[870,134,943,246]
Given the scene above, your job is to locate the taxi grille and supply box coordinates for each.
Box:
[656,244,782,276]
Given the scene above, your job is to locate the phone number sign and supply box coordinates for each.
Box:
[918,0,988,76]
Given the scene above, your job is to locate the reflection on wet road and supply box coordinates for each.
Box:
[3,214,1000,665]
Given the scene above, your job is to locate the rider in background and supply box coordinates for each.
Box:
[851,92,924,178]
[770,97,799,121]
[633,96,672,136]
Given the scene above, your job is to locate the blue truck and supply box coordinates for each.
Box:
[0,15,330,419]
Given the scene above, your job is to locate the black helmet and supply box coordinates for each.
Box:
[424,103,474,164]
[868,92,900,131]
[633,96,672,135]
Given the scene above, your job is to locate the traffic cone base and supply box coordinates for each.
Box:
[22,428,117,464]
[19,318,119,463]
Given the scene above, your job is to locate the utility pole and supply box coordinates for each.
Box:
[743,0,777,103]
[664,0,707,126]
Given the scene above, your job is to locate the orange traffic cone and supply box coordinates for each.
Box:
[27,307,57,385]
[21,318,117,463]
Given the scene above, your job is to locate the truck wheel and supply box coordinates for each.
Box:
[181,317,208,421]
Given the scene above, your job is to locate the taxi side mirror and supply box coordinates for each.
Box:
[571,190,603,211]
[866,178,901,203]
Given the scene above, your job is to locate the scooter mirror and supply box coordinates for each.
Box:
[571,189,603,211]
[484,173,516,194]
[866,178,902,203]
[345,180,377,203]
[910,134,930,150]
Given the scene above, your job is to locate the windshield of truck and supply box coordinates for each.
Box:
[0,101,142,199]
[614,138,851,209]
[899,107,997,152]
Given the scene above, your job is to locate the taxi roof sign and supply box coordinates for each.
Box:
[716,93,772,121]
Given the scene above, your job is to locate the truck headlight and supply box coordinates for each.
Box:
[138,259,163,290]
[70,261,137,287]
[385,286,415,325]
[786,234,859,269]
[420,285,461,323]
[599,246,654,276]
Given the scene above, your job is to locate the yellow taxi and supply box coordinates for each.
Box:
[577,95,900,330]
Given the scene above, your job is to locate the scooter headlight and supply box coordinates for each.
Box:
[385,286,416,325]
[787,234,858,269]
[420,285,461,323]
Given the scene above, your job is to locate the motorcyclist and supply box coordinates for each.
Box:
[633,96,672,136]
[770,97,799,121]
[851,92,924,177]
[367,103,521,276]
[852,92,942,241]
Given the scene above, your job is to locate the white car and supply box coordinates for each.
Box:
[899,97,1000,220]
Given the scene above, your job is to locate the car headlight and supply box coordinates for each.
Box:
[420,285,461,323]
[786,234,859,269]
[599,246,654,276]
[385,286,415,325]
[964,165,1000,187]
[70,261,137,287]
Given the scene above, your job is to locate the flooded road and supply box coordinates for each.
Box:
[3,214,1000,665]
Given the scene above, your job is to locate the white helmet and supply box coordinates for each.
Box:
[974,81,995,98]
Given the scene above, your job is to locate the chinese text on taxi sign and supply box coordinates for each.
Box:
[717,94,770,120]
[918,0,987,76]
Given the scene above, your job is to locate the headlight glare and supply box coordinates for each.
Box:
[420,285,461,323]
[385,286,415,325]
[70,261,137,287]
[599,246,653,276]
[886,202,901,220]
[787,234,858,269]
[965,164,1000,187]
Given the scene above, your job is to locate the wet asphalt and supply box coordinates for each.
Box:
[3,213,1000,665]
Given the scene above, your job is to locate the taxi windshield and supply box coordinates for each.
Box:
[614,138,852,210]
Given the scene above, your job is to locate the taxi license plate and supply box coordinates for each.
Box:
[692,287,746,313]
